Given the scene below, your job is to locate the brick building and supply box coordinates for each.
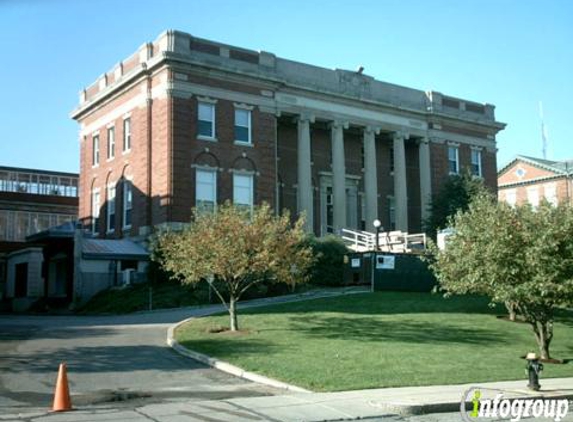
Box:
[71,30,505,239]
[498,155,573,207]
[0,166,78,303]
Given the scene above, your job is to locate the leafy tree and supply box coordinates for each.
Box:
[425,171,487,237]
[427,193,573,359]
[152,202,313,331]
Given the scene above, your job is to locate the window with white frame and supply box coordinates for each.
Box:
[448,145,459,174]
[123,180,133,229]
[234,108,251,144]
[107,127,115,159]
[92,135,99,166]
[107,184,116,232]
[196,168,217,213]
[123,118,131,152]
[504,189,516,207]
[233,173,254,214]
[527,186,539,208]
[92,189,100,233]
[198,102,215,138]
[544,183,558,206]
[471,149,482,177]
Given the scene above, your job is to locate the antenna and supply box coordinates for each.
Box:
[539,101,549,159]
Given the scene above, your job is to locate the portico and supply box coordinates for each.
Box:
[291,114,433,235]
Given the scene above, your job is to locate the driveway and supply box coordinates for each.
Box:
[0,306,277,414]
[0,288,367,415]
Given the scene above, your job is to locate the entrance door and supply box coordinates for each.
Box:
[15,263,28,298]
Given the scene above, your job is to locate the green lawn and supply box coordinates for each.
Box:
[175,292,573,392]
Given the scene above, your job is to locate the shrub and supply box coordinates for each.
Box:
[306,235,348,286]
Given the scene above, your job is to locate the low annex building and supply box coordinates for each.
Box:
[71,29,505,239]
[0,166,78,308]
[498,155,573,207]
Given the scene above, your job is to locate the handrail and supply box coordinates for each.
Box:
[341,228,427,253]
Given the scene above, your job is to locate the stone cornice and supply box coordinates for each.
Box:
[71,36,506,137]
[498,174,567,189]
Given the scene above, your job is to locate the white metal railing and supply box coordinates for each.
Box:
[341,228,427,253]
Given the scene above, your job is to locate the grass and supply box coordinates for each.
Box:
[175,292,573,392]
[78,279,311,314]
[78,281,205,314]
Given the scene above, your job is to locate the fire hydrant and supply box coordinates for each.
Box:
[525,352,543,391]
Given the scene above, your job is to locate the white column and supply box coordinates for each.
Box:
[363,126,379,230]
[393,132,408,232]
[419,137,432,227]
[297,116,313,232]
[330,121,347,233]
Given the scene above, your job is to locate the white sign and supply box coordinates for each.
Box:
[351,258,361,268]
[376,255,395,270]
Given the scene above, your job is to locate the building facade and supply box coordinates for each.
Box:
[498,155,573,207]
[0,166,78,304]
[71,30,505,239]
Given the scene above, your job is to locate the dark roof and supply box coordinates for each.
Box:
[498,155,573,176]
[82,239,149,261]
[26,221,77,242]
[0,165,78,178]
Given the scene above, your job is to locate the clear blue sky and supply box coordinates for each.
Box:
[0,0,571,173]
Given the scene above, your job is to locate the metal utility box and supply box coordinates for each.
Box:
[344,252,436,292]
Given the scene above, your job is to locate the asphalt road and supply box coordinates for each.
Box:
[0,307,278,415]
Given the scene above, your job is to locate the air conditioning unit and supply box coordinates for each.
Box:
[122,269,135,286]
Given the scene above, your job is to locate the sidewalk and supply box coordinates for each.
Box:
[5,378,573,421]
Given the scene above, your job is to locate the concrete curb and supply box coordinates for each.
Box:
[165,287,368,395]
[167,319,312,394]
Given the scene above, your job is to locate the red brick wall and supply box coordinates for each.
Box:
[170,96,276,224]
[78,73,163,237]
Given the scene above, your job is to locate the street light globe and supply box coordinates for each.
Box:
[373,219,381,229]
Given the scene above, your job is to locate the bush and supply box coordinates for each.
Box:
[306,235,348,286]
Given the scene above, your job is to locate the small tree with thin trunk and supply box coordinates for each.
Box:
[427,192,573,359]
[152,202,313,331]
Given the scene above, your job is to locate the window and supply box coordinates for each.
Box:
[123,180,133,229]
[389,147,394,173]
[527,186,539,208]
[234,108,251,144]
[471,149,482,177]
[123,118,131,152]
[448,145,459,174]
[92,189,100,233]
[233,173,254,214]
[92,135,99,166]
[198,102,215,138]
[504,189,516,207]
[107,184,116,232]
[388,196,396,231]
[196,169,216,213]
[107,127,115,159]
[544,183,558,206]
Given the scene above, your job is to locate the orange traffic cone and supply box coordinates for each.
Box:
[52,362,72,412]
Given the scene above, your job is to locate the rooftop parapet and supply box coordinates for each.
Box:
[73,29,499,126]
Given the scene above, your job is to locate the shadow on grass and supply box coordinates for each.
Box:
[286,314,512,345]
[178,337,286,360]
[238,292,498,317]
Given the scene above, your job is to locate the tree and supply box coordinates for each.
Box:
[152,203,313,331]
[424,171,487,237]
[427,192,573,359]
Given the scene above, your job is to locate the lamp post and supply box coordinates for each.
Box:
[371,219,382,292]
[373,219,382,251]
